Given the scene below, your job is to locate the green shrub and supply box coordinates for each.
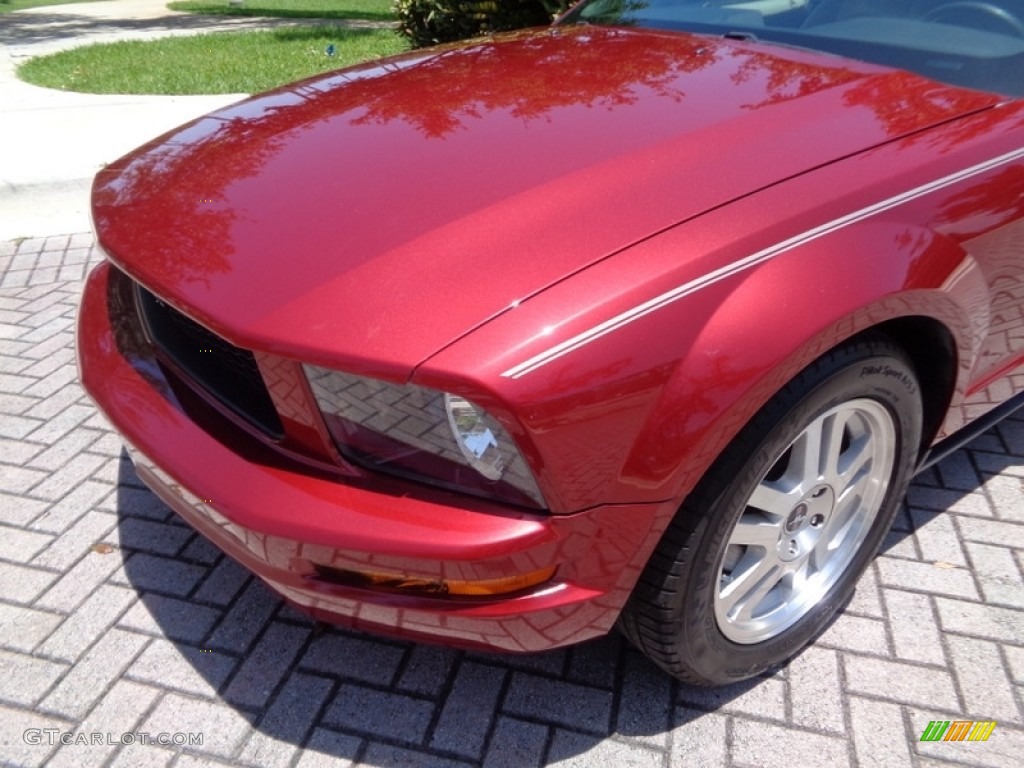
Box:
[394,0,572,48]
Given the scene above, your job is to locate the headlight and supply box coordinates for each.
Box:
[304,366,546,509]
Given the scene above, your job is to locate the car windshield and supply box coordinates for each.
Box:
[561,0,1024,96]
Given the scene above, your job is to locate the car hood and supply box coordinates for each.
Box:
[92,25,997,377]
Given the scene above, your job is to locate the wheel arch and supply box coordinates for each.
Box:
[864,316,959,459]
[616,222,984,508]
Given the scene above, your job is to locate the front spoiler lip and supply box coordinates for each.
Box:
[79,261,675,652]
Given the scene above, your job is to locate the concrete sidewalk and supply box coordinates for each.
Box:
[0,0,383,240]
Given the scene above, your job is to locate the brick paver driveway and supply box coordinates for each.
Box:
[1,234,1022,767]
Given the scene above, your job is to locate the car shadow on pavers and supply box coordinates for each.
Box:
[112,453,771,766]
[882,414,1024,560]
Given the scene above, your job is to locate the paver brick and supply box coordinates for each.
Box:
[935,450,981,491]
[965,541,1024,609]
[483,716,549,768]
[504,673,614,734]
[39,628,149,719]
[0,353,32,374]
[235,730,296,768]
[322,684,435,744]
[110,517,194,557]
[679,675,787,723]
[670,708,727,768]
[20,363,78,399]
[955,515,1024,547]
[192,560,251,607]
[982,473,1024,522]
[844,655,960,711]
[0,648,68,707]
[1004,644,1024,684]
[127,638,236,699]
[935,597,1024,644]
[301,631,405,687]
[237,672,332,765]
[0,560,59,602]
[113,553,206,597]
[907,486,996,517]
[0,703,66,768]
[362,741,475,768]
[28,480,112,533]
[0,392,39,415]
[847,696,913,768]
[731,718,851,768]
[0,463,48,495]
[395,644,460,695]
[613,652,673,749]
[205,580,280,654]
[44,679,160,768]
[36,584,137,663]
[107,484,175,522]
[909,508,970,566]
[883,588,947,666]
[845,561,885,618]
[180,535,221,565]
[0,603,63,653]
[31,509,118,571]
[430,661,507,758]
[0,525,53,563]
[143,693,253,761]
[223,622,311,710]
[25,451,104,501]
[876,556,981,600]
[25,425,101,471]
[0,412,43,440]
[565,636,622,690]
[945,635,1022,725]
[118,594,221,643]
[34,547,123,612]
[292,729,360,768]
[788,646,846,734]
[546,730,663,767]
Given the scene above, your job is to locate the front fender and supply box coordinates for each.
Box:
[619,219,989,502]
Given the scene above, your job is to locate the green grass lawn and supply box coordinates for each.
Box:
[0,0,104,13]
[17,26,408,94]
[168,0,394,21]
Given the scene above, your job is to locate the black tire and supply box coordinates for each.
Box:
[619,337,922,685]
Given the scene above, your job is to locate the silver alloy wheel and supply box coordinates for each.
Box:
[714,398,896,644]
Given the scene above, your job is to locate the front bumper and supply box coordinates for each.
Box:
[78,262,675,652]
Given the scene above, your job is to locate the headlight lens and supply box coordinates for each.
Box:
[444,394,504,481]
[304,366,546,509]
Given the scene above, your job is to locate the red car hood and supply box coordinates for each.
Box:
[92,26,996,377]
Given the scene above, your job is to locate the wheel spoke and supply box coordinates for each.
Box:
[809,449,874,569]
[789,416,827,488]
[819,410,849,485]
[747,482,797,518]
[835,431,874,488]
[733,562,787,623]
[719,553,785,622]
[729,512,782,548]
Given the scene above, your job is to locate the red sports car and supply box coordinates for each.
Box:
[78,0,1024,685]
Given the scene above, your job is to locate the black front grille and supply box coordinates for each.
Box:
[136,286,284,438]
